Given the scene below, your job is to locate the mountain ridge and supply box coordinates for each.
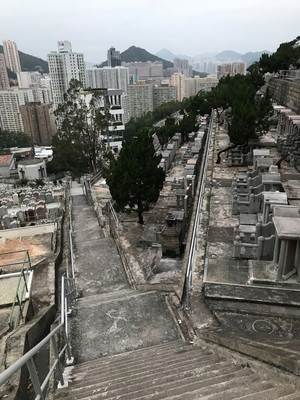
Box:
[156,48,272,66]
[0,44,49,73]
[99,45,173,69]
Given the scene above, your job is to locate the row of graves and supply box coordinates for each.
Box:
[141,127,207,261]
[274,105,300,169]
[204,141,300,330]
[0,184,63,230]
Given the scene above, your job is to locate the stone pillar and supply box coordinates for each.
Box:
[273,235,280,264]
[276,239,287,281]
[295,240,300,282]
[263,200,270,225]
[257,236,265,259]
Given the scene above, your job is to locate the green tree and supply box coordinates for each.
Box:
[0,130,31,150]
[50,79,112,178]
[179,112,198,141]
[252,37,300,73]
[104,130,165,224]
[155,117,178,149]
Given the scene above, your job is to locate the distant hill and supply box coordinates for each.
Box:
[155,48,271,67]
[156,49,193,63]
[100,46,173,69]
[0,44,48,73]
[156,48,176,63]
[241,51,271,66]
[215,50,243,60]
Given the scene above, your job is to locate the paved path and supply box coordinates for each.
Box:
[69,182,179,363]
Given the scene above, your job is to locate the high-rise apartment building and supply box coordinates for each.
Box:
[39,75,53,104]
[217,62,246,79]
[0,89,35,132]
[122,61,163,81]
[107,47,121,67]
[128,83,153,119]
[170,73,186,101]
[17,71,41,89]
[0,54,10,90]
[86,66,129,95]
[153,86,177,109]
[47,41,86,108]
[20,103,56,145]
[174,58,192,77]
[2,40,21,74]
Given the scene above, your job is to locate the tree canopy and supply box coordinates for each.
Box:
[248,37,300,74]
[204,73,272,145]
[0,130,31,151]
[104,130,165,224]
[48,79,112,178]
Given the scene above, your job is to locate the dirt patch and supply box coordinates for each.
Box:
[0,234,52,271]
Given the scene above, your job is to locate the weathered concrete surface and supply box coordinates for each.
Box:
[70,290,179,363]
[69,183,180,365]
[198,325,300,376]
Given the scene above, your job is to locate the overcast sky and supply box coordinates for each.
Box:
[1,0,299,63]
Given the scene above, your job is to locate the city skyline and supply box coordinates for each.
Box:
[1,0,299,63]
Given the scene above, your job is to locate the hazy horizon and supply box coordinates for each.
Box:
[1,0,299,63]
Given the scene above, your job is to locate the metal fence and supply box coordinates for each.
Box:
[182,109,215,310]
[276,70,300,80]
[0,276,76,400]
[0,250,33,330]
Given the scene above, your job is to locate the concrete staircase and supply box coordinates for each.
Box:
[198,326,300,376]
[54,340,298,400]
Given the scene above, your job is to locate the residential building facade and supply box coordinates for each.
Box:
[2,40,21,74]
[86,66,129,95]
[47,41,86,108]
[128,83,153,119]
[217,62,246,79]
[174,58,192,77]
[20,102,56,145]
[0,54,10,90]
[0,88,35,132]
[107,47,121,67]
[153,86,177,109]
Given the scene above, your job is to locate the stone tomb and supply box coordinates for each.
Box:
[273,216,300,281]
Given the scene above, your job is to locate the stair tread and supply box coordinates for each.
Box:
[59,359,242,397]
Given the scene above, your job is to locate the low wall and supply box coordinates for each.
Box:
[1,304,56,400]
[0,223,55,239]
[267,77,300,114]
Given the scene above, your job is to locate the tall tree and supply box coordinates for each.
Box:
[50,79,112,178]
[105,130,165,224]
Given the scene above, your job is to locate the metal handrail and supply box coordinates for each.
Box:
[183,109,215,310]
[109,200,119,228]
[8,250,32,330]
[69,196,75,280]
[278,70,300,79]
[0,276,75,400]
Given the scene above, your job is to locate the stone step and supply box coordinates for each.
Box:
[66,342,208,374]
[55,366,256,400]
[277,393,300,399]
[67,341,189,372]
[58,372,261,400]
[56,348,220,395]
[72,360,239,398]
[233,386,298,400]
[198,327,300,375]
[56,354,233,398]
[161,381,290,400]
[88,367,253,400]
[75,289,157,308]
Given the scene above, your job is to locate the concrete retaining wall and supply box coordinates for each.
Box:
[267,77,300,114]
[204,282,300,306]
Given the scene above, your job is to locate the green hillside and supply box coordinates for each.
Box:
[100,45,173,69]
[0,44,49,73]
